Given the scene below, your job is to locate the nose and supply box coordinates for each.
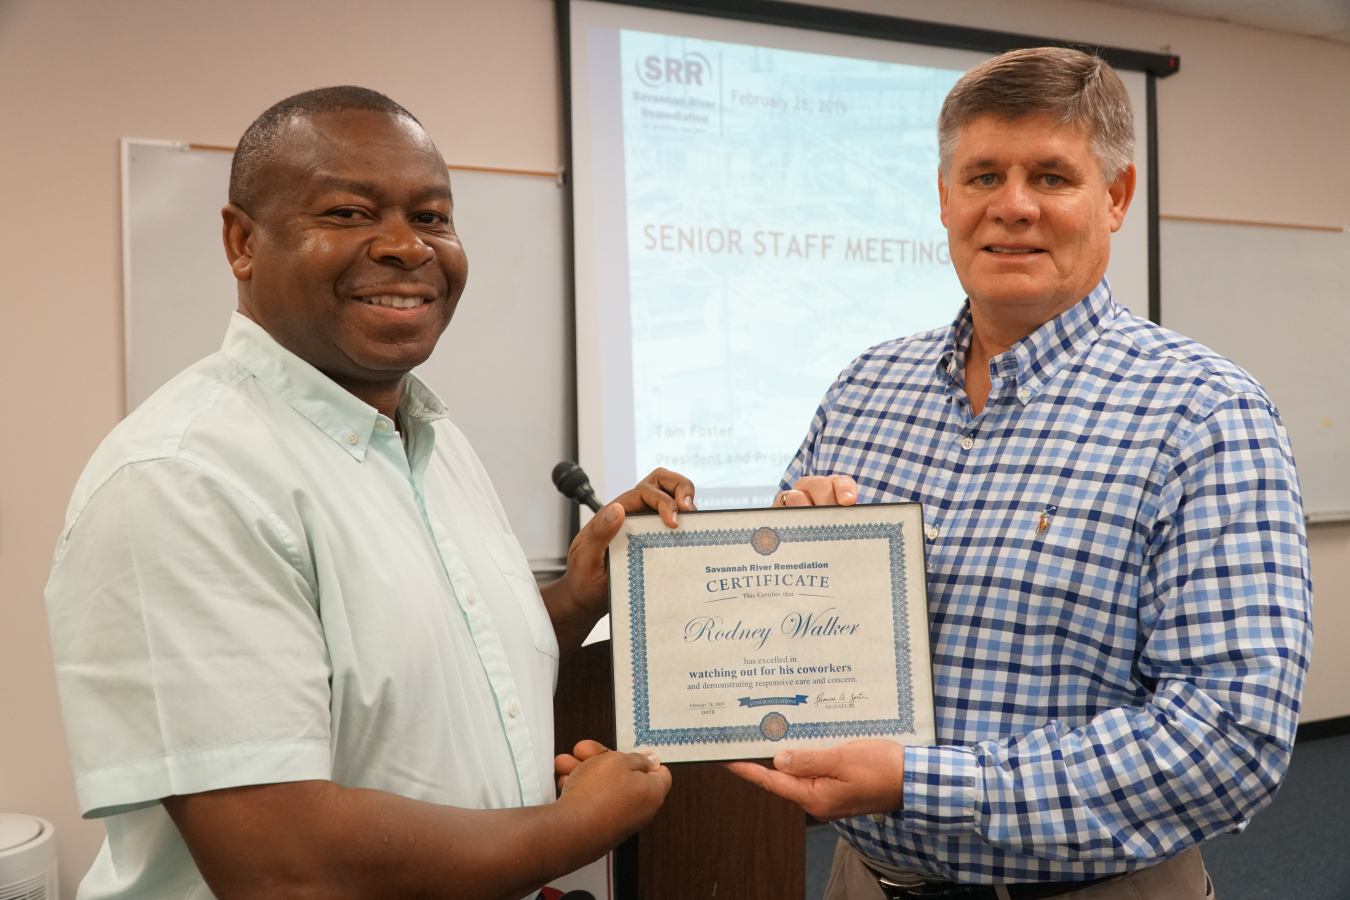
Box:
[988,176,1039,226]
[369,216,436,269]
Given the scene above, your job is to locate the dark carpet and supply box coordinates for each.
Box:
[805,733,1350,899]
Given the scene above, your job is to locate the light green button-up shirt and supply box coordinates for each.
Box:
[46,313,559,898]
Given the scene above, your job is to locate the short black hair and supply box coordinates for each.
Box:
[229,86,422,213]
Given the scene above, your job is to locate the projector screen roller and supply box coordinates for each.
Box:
[568,1,1150,509]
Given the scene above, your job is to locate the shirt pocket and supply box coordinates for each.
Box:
[483,535,559,660]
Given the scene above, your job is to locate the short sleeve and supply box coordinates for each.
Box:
[45,458,333,818]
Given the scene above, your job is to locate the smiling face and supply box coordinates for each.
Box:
[224,109,468,393]
[939,113,1135,329]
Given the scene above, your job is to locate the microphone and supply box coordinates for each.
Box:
[552,461,602,513]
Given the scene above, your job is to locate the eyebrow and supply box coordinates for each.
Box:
[958,156,1088,178]
[1030,156,1087,177]
[958,157,1002,175]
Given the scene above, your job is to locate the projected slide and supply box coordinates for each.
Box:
[614,30,965,506]
[572,3,1147,511]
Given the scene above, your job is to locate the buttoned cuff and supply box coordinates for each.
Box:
[901,745,979,834]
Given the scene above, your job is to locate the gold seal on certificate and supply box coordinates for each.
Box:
[607,503,936,763]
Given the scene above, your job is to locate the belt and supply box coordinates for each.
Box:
[875,872,1117,900]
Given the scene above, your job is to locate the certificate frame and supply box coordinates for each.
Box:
[608,503,935,763]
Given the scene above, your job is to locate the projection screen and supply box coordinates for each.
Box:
[566,0,1162,510]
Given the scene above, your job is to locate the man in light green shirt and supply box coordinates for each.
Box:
[46,86,686,899]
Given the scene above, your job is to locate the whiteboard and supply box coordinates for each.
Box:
[1161,218,1350,521]
[122,140,572,567]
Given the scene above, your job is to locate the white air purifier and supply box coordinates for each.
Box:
[0,815,57,900]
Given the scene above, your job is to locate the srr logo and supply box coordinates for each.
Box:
[637,52,712,87]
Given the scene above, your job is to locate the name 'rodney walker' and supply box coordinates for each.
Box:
[683,608,860,650]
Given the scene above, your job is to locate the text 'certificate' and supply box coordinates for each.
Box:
[608,504,935,763]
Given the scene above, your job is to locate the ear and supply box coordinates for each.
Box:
[221,203,257,281]
[937,170,950,228]
[1106,162,1137,234]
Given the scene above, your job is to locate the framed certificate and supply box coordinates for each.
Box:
[608,503,935,763]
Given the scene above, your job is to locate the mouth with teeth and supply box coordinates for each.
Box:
[985,246,1043,255]
[357,294,429,310]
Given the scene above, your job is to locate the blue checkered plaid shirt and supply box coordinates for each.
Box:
[783,279,1312,883]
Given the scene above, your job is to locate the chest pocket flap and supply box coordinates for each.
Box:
[483,535,559,660]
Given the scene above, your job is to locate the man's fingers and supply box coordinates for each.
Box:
[611,469,696,529]
[799,477,834,506]
[641,756,674,797]
[627,750,662,772]
[572,739,611,760]
[639,468,697,525]
[645,467,697,512]
[772,748,837,778]
[581,503,625,547]
[784,474,859,507]
[828,474,859,506]
[635,482,681,528]
[624,751,673,799]
[723,760,771,787]
[644,468,695,505]
[724,761,814,806]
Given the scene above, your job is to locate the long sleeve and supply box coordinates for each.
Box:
[894,392,1311,865]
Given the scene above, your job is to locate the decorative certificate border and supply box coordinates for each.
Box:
[625,523,914,747]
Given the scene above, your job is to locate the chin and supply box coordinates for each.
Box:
[346,342,439,377]
[971,278,1058,307]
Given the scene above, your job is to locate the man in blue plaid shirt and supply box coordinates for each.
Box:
[728,48,1311,899]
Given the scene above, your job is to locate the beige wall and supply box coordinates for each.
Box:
[1,0,1345,893]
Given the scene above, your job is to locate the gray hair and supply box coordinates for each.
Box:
[937,47,1135,183]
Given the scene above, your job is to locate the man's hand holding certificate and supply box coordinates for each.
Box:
[607,476,935,770]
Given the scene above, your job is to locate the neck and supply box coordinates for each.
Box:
[962,292,1080,418]
[967,293,1079,357]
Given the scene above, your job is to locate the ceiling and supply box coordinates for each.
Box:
[1083,0,1350,45]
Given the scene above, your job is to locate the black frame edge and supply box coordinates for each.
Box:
[587,0,1180,76]
[1296,715,1350,744]
[556,0,583,545]
[1146,72,1161,324]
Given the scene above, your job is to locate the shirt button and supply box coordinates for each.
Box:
[960,436,974,450]
[508,701,520,718]
[924,524,940,541]
[346,432,359,444]
[374,420,388,433]
[466,590,477,605]
[870,813,887,824]
[1017,388,1032,402]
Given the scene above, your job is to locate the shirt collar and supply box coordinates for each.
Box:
[220,312,447,460]
[937,278,1117,401]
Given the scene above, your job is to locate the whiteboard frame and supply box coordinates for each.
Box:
[121,138,185,417]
